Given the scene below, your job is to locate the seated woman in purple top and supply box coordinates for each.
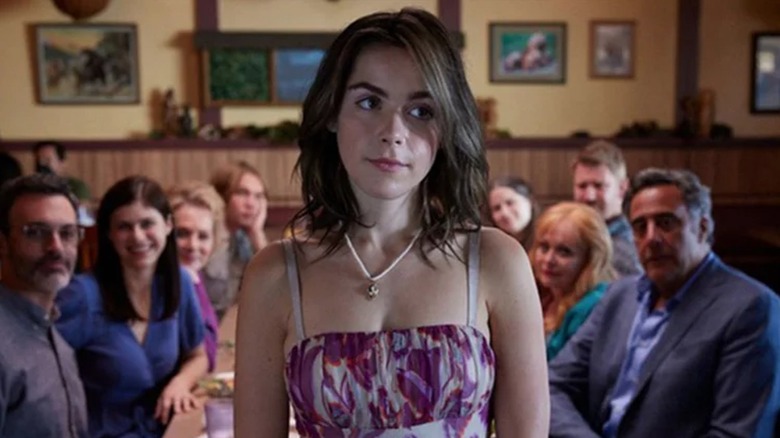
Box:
[56,176,208,437]
[168,180,223,371]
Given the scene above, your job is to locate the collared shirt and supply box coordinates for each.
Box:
[603,252,715,437]
[0,285,88,438]
[232,228,255,264]
[607,215,643,277]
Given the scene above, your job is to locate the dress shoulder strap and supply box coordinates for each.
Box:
[281,239,305,340]
[467,230,481,327]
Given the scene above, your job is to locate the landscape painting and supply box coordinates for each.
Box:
[34,23,139,104]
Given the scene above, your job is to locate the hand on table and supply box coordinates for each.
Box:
[155,377,201,424]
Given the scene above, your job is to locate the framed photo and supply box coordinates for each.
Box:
[489,22,566,84]
[590,20,636,79]
[750,32,780,114]
[33,23,139,104]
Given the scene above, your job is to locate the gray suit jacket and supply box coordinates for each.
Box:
[549,255,780,438]
[607,215,643,278]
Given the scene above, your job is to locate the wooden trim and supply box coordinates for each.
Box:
[196,0,218,31]
[486,137,780,150]
[194,31,337,49]
[1,139,282,151]
[674,0,701,125]
[438,0,461,32]
[2,137,778,152]
[196,0,220,125]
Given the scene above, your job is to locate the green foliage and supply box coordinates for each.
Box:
[209,48,269,102]
[245,120,300,144]
[495,129,512,139]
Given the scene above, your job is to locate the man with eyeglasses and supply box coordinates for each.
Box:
[549,168,780,438]
[0,173,88,437]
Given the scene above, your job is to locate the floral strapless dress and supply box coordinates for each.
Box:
[282,233,494,437]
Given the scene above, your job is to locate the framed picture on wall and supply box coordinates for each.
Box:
[203,47,271,106]
[750,32,780,114]
[202,47,326,106]
[590,20,636,79]
[273,48,326,104]
[33,23,140,104]
[489,22,566,84]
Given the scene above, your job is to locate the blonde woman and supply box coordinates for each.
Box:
[531,202,615,359]
[168,181,225,371]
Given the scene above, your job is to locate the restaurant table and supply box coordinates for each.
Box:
[163,302,237,438]
[164,304,301,437]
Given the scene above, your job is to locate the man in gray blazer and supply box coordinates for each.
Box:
[549,168,780,438]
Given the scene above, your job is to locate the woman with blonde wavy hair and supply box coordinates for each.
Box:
[168,180,225,371]
[531,201,615,360]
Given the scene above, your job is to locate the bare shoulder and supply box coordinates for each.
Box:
[244,240,289,291]
[239,240,292,327]
[479,226,530,272]
[478,227,535,305]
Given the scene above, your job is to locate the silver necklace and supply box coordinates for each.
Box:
[344,230,421,299]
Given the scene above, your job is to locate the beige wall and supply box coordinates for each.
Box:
[464,0,678,137]
[218,0,437,128]
[0,0,196,140]
[0,0,777,139]
[699,0,780,136]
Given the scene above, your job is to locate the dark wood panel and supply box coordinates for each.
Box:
[4,138,778,204]
[7,137,773,290]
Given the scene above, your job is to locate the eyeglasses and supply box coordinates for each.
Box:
[20,223,84,245]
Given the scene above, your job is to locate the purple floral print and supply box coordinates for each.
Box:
[286,324,495,437]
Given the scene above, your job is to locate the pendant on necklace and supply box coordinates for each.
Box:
[367,283,379,299]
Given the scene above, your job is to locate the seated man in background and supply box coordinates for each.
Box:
[572,140,642,277]
[0,152,21,188]
[33,141,91,201]
[550,168,780,438]
[205,161,268,319]
[0,174,87,437]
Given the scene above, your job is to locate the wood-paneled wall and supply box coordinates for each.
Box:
[5,138,779,205]
[7,142,304,206]
[3,138,778,288]
[488,143,780,204]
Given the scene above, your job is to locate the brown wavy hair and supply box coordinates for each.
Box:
[290,8,487,258]
[531,202,615,332]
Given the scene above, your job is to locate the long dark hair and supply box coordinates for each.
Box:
[95,175,180,321]
[290,8,487,258]
[488,176,540,250]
